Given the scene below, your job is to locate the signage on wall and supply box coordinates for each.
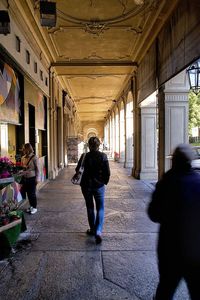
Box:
[0,58,20,124]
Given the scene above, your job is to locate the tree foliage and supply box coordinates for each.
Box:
[189,92,200,136]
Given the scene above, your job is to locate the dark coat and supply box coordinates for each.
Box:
[148,168,200,267]
[76,150,110,188]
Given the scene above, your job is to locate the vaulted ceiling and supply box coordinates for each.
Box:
[17,0,180,124]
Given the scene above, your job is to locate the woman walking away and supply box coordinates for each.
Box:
[75,137,110,244]
[20,143,39,215]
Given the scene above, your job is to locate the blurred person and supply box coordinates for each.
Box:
[75,137,110,244]
[147,143,200,300]
[20,143,39,214]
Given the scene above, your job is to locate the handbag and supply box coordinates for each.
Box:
[71,153,86,185]
[20,154,35,184]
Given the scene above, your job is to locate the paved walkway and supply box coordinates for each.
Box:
[0,162,189,299]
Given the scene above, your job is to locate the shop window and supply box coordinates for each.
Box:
[38,130,42,157]
[8,124,16,161]
[26,50,30,64]
[16,36,21,52]
[34,62,37,73]
[0,124,8,157]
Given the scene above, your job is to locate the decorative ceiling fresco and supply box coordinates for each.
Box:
[18,0,180,123]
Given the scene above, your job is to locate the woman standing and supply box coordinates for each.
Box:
[20,143,39,214]
[75,137,110,244]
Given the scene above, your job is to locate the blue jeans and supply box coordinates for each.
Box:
[81,185,105,235]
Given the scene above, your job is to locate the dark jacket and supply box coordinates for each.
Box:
[75,150,110,188]
[148,168,200,265]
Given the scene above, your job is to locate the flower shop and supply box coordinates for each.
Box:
[0,56,27,258]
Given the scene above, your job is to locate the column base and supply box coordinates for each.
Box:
[124,161,133,168]
[140,171,158,180]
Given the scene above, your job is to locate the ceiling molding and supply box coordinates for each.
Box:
[57,0,158,25]
[51,61,138,67]
[48,25,143,37]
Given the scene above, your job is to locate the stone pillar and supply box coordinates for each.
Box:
[48,70,56,179]
[115,108,120,161]
[119,101,125,163]
[132,75,141,178]
[63,114,68,166]
[140,92,158,180]
[125,98,133,168]
[111,112,115,158]
[109,117,112,152]
[159,70,189,174]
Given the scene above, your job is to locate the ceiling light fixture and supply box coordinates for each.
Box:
[134,0,144,5]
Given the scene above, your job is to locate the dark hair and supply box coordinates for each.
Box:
[88,137,100,151]
[172,143,194,170]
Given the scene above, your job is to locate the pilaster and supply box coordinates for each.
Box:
[164,70,189,171]
[140,92,158,180]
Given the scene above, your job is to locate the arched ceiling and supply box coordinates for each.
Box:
[15,0,180,124]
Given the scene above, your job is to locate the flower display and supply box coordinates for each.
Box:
[0,157,13,178]
[0,157,23,179]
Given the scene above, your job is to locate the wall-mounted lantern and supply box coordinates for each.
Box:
[187,60,200,94]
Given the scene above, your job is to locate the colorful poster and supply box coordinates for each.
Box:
[36,92,45,130]
[38,156,46,182]
[0,60,20,124]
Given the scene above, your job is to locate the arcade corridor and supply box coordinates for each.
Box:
[0,162,189,300]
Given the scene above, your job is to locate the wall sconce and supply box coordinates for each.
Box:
[0,10,10,35]
[40,1,56,27]
[187,60,200,95]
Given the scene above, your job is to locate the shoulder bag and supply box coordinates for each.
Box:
[20,154,35,184]
[71,153,86,185]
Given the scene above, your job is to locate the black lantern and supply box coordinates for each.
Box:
[0,10,10,35]
[40,1,56,27]
[187,60,200,94]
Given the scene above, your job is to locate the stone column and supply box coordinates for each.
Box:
[109,117,112,152]
[111,112,115,158]
[132,75,141,178]
[104,120,109,150]
[48,70,56,179]
[125,97,133,168]
[119,101,125,163]
[159,70,189,173]
[140,92,158,180]
[115,107,120,161]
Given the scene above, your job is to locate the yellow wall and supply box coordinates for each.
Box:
[8,124,16,162]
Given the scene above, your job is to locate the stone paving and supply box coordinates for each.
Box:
[0,161,190,300]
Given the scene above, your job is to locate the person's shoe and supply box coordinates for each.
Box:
[30,208,37,214]
[95,235,102,244]
[26,207,33,213]
[86,229,95,236]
